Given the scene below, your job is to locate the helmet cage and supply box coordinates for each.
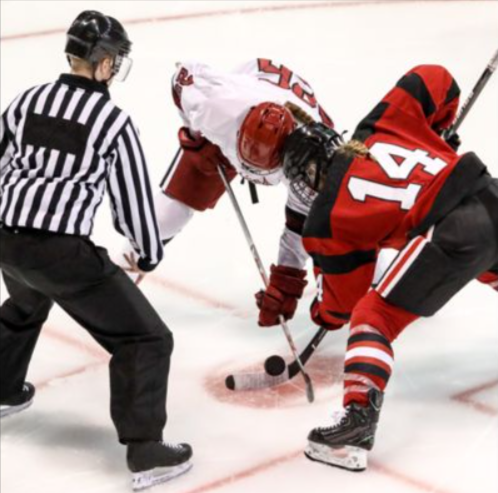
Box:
[283,122,344,206]
[289,178,319,208]
[111,53,133,81]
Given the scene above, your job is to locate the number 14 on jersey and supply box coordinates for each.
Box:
[348,142,448,210]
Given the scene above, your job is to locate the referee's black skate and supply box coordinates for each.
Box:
[0,383,35,419]
[127,441,193,491]
[305,388,383,471]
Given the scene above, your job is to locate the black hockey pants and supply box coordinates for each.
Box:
[0,227,172,443]
[383,178,498,316]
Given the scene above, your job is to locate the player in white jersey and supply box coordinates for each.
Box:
[127,59,338,327]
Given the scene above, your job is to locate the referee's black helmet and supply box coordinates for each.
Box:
[65,11,132,79]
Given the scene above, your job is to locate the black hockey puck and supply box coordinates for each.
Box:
[264,355,286,376]
[225,375,235,390]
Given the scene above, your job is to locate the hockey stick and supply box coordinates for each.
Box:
[445,48,498,138]
[225,326,328,391]
[217,164,315,403]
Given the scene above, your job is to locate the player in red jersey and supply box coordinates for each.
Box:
[281,64,498,471]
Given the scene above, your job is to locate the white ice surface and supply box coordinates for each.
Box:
[1,2,498,493]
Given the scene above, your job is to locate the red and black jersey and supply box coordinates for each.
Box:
[303,65,492,327]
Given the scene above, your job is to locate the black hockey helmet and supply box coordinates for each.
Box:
[282,122,343,206]
[65,10,132,81]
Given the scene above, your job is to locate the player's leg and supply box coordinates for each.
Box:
[306,186,498,471]
[305,295,416,471]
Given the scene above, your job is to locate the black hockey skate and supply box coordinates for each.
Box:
[305,388,383,471]
[0,382,35,419]
[127,441,193,491]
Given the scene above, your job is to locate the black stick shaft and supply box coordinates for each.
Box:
[446,48,498,138]
[287,327,328,377]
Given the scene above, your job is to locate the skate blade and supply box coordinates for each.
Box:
[304,442,367,471]
[132,460,193,491]
[0,399,33,419]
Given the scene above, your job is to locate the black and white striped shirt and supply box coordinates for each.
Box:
[0,74,162,271]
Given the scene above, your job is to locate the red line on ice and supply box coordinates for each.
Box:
[35,360,106,390]
[451,378,498,417]
[0,0,488,42]
[177,450,457,493]
[179,451,302,493]
[146,274,251,318]
[44,325,108,360]
[33,324,108,389]
[369,460,457,493]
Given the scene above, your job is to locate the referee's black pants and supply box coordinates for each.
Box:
[0,227,172,444]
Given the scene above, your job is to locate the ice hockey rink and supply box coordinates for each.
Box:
[1,1,497,492]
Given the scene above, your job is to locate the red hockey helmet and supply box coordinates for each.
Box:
[237,102,296,175]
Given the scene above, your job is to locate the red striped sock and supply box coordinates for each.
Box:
[343,325,393,407]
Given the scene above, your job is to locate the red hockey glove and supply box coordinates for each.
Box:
[178,127,231,175]
[310,298,343,331]
[255,264,307,327]
[178,127,206,150]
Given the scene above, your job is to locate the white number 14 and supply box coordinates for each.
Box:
[348,143,448,210]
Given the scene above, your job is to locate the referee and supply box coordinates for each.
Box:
[0,11,192,490]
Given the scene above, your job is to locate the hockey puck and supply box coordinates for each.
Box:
[264,355,286,376]
[225,375,235,390]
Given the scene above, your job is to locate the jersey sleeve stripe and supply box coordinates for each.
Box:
[325,309,351,321]
[444,78,461,105]
[395,72,436,118]
[311,249,376,275]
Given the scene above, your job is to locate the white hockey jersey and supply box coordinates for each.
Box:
[172,59,334,185]
[171,59,335,268]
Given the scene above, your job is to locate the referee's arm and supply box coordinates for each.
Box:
[0,96,19,174]
[107,118,163,272]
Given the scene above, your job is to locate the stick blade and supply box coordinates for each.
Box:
[225,369,291,391]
